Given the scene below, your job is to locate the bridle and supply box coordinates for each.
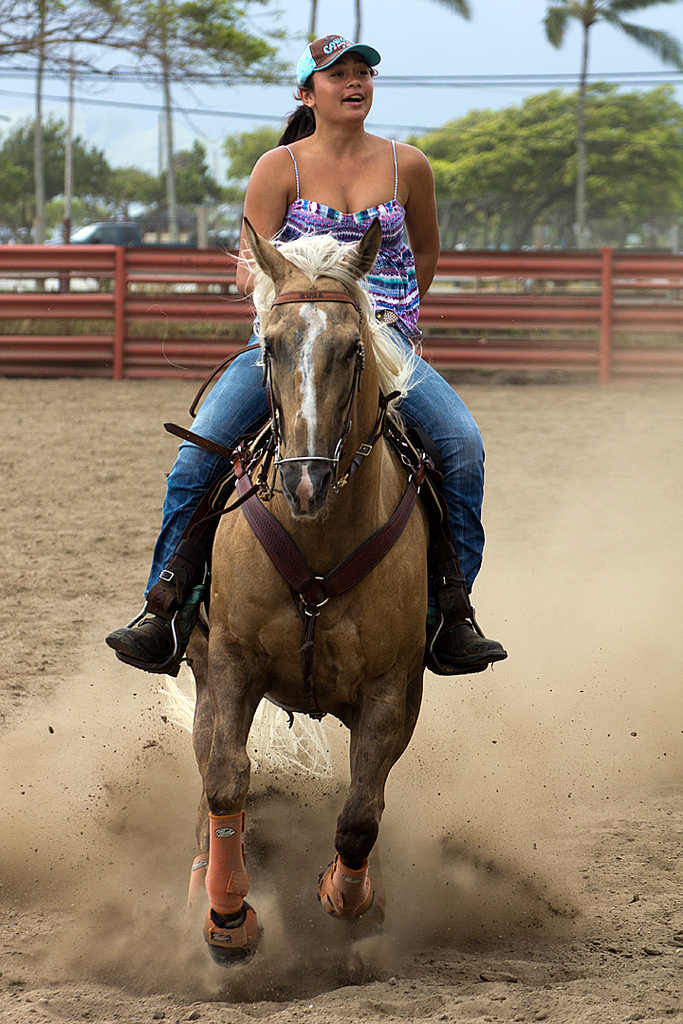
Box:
[263,289,369,492]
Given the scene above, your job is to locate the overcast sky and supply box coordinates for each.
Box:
[1,0,682,178]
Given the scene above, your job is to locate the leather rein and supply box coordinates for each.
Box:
[168,287,429,719]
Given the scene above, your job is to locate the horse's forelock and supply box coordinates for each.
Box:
[247,234,418,403]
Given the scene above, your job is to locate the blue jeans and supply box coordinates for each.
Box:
[146,330,485,593]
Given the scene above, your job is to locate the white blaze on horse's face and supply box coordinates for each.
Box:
[297,304,327,456]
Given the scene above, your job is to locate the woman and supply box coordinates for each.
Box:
[106,34,506,676]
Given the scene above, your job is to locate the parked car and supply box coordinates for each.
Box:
[69,222,144,245]
[60,222,197,247]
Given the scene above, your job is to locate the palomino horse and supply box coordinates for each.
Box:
[185,219,429,964]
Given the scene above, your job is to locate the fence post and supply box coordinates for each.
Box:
[112,246,126,380]
[599,246,613,384]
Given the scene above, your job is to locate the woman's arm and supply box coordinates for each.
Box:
[235,147,296,295]
[398,143,441,299]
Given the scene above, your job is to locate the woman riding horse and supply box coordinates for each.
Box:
[106,34,506,676]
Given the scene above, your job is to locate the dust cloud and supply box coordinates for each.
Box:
[0,376,681,1004]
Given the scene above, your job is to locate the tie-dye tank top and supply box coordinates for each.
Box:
[278,140,420,339]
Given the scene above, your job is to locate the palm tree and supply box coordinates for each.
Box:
[544,0,683,247]
[309,0,470,43]
[308,0,317,39]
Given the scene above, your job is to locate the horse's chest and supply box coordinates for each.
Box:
[213,499,427,703]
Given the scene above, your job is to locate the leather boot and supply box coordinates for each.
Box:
[426,508,507,675]
[105,582,206,675]
[105,472,229,675]
[106,614,174,665]
[426,602,507,675]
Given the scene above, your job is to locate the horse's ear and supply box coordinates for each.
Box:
[344,218,382,281]
[243,217,291,290]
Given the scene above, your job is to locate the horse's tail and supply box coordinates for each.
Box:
[159,667,334,779]
[160,667,196,731]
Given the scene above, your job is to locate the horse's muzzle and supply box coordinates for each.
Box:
[280,460,333,517]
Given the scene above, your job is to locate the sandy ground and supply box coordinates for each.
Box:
[1,372,682,1024]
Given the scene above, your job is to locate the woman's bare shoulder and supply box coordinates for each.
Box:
[251,145,294,178]
[394,140,434,176]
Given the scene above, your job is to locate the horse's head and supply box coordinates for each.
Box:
[244,218,382,519]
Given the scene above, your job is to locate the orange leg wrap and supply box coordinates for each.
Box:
[186,852,209,913]
[318,854,374,919]
[205,812,251,916]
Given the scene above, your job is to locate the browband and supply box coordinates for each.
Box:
[271,290,360,313]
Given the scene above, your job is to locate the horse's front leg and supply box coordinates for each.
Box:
[319,669,423,920]
[197,636,265,963]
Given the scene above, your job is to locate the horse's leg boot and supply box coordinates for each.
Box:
[203,812,258,959]
[186,851,209,914]
[318,854,374,919]
[204,902,258,960]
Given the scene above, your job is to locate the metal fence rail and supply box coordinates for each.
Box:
[1,245,682,383]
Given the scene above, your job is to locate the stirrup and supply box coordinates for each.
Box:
[111,606,186,677]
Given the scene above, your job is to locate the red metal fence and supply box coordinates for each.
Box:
[1,244,682,383]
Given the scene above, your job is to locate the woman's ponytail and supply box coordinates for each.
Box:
[278,103,315,145]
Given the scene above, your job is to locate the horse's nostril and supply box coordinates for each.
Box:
[282,462,332,514]
[296,465,315,512]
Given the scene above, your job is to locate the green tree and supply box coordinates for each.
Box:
[3,1,126,241]
[544,0,683,246]
[0,115,111,233]
[0,149,30,234]
[308,0,470,44]
[108,166,164,218]
[165,141,222,206]
[411,86,683,248]
[223,126,281,190]
[122,0,285,241]
[0,0,122,62]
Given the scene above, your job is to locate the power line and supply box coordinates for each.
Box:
[1,84,681,148]
[0,86,288,123]
[0,67,682,86]
[0,86,440,132]
[3,83,683,143]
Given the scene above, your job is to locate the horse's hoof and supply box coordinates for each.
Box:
[318,855,375,919]
[204,903,259,966]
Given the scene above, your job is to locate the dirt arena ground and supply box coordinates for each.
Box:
[1,372,682,1024]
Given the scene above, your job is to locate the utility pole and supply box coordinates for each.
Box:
[33,0,47,244]
[62,53,74,243]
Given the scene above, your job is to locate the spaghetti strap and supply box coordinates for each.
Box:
[391,139,398,201]
[285,146,300,200]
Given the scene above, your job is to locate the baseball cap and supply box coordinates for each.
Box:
[296,35,381,87]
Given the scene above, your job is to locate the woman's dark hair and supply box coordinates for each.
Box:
[278,102,315,145]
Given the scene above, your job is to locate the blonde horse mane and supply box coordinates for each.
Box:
[247,233,420,404]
